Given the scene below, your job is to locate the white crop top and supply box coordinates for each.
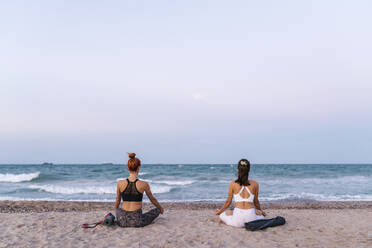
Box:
[233,186,255,203]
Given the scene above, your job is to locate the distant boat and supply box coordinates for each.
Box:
[101,162,114,165]
[42,162,53,165]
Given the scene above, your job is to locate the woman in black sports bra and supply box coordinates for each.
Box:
[115,153,164,227]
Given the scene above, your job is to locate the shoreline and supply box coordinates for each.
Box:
[1,200,371,213]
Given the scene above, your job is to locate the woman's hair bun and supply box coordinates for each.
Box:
[239,159,250,166]
[127,152,140,171]
[128,153,136,159]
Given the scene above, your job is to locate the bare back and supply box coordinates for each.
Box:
[117,179,147,211]
[232,180,258,209]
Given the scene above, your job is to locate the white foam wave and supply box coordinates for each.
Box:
[0,172,40,183]
[0,196,115,202]
[0,196,56,201]
[158,180,194,186]
[260,192,372,201]
[151,185,172,194]
[139,172,148,175]
[28,183,171,195]
[147,179,194,186]
[260,175,372,186]
[29,184,115,195]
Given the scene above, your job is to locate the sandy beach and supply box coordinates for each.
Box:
[0,201,371,248]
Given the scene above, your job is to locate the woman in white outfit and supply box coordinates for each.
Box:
[216,159,266,227]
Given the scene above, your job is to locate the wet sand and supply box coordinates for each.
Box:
[0,201,371,248]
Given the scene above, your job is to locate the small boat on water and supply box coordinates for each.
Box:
[42,162,53,165]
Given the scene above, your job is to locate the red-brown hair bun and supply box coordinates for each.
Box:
[127,153,141,171]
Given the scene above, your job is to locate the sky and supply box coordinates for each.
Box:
[1,0,371,164]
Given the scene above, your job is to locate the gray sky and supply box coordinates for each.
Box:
[1,0,371,164]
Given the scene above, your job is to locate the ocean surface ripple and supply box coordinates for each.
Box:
[0,164,371,202]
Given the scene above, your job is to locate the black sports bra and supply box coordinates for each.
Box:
[121,178,143,202]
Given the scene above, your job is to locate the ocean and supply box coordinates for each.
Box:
[0,164,371,202]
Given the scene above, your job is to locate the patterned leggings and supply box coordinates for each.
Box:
[116,208,160,227]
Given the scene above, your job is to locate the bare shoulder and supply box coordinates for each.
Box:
[229,181,239,193]
[117,179,127,190]
[117,179,126,185]
[249,179,258,185]
[137,180,149,189]
[229,180,237,188]
[249,179,259,187]
[138,179,148,185]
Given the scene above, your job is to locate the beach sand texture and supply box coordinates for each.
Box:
[0,201,371,248]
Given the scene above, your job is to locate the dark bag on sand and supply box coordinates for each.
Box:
[245,216,286,231]
[81,213,116,229]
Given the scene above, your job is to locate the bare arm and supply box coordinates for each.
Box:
[115,182,121,209]
[253,182,266,216]
[144,183,164,214]
[253,182,262,210]
[216,182,233,215]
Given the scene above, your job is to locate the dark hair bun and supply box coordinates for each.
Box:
[128,153,136,159]
[239,159,250,166]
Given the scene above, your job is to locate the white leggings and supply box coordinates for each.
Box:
[219,208,264,227]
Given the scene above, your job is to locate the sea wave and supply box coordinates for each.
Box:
[0,172,40,183]
[147,179,195,186]
[259,175,372,186]
[28,183,172,195]
[28,184,115,195]
[260,192,372,201]
[158,180,194,186]
[151,185,172,194]
[0,196,115,202]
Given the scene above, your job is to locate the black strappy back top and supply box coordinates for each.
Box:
[121,178,143,202]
